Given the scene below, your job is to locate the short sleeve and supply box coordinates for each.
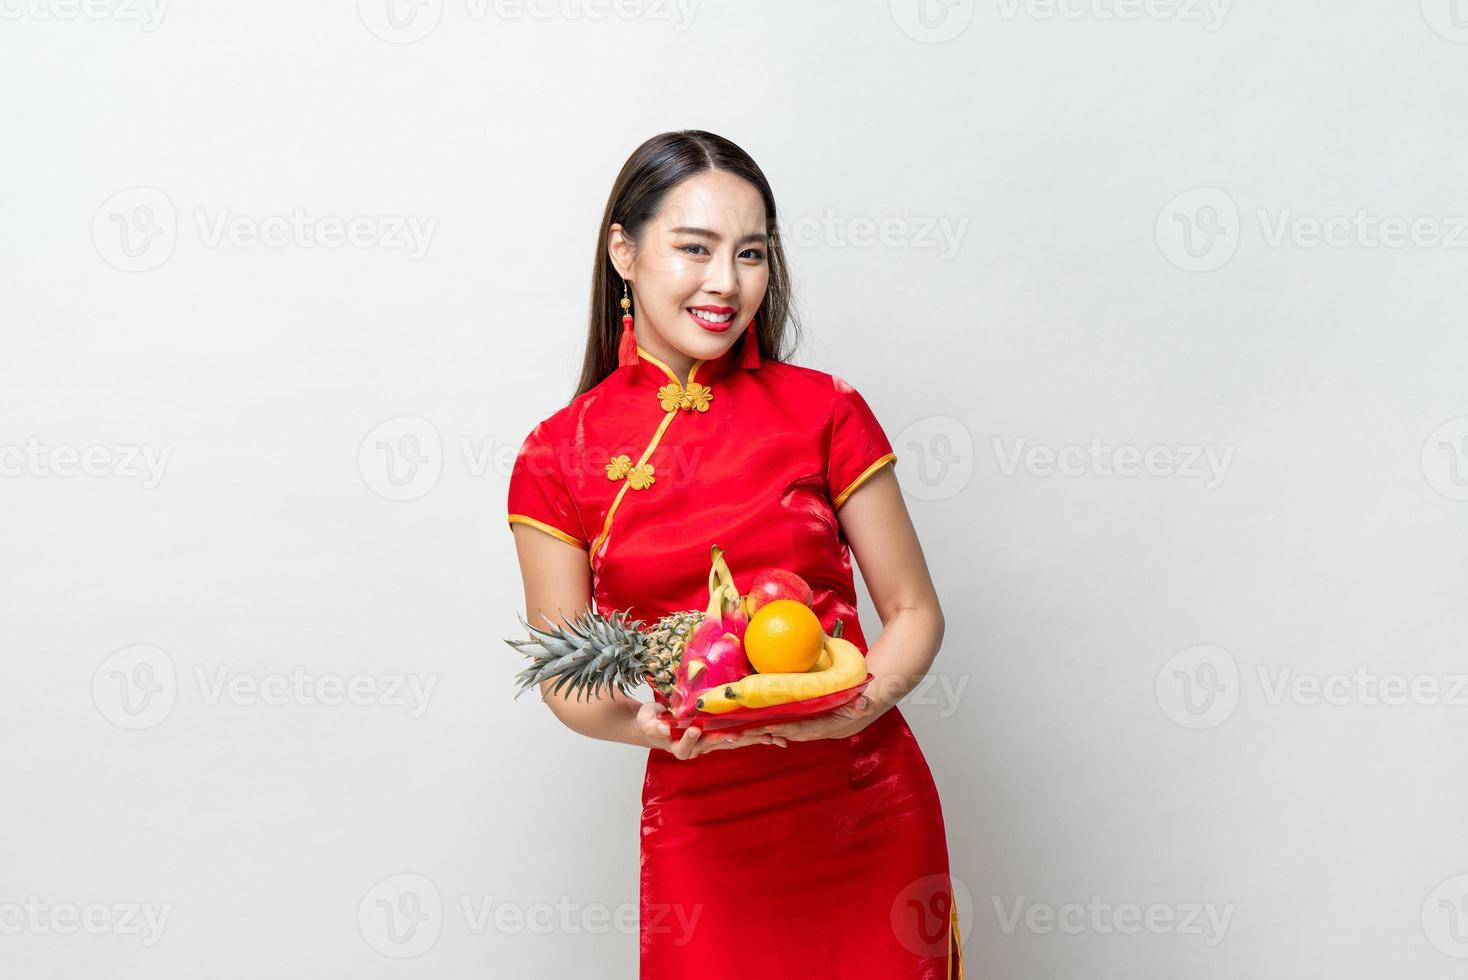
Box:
[826,375,898,510]
[506,420,589,549]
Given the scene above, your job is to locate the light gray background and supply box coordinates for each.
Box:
[4,1,1468,977]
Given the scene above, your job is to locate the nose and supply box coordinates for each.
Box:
[703,252,738,296]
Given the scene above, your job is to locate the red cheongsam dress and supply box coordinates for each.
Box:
[507,333,963,979]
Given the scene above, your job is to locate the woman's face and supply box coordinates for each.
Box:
[610,170,770,366]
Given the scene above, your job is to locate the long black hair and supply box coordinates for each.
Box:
[573,130,802,402]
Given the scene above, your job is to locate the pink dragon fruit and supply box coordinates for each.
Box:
[669,547,753,721]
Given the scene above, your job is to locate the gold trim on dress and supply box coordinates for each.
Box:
[637,345,683,384]
[949,897,963,979]
[587,349,709,566]
[507,514,588,550]
[833,451,898,510]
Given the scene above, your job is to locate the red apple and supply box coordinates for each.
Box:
[744,568,814,616]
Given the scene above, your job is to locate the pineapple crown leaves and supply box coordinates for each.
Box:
[506,606,649,703]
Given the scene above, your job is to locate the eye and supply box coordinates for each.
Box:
[740,248,766,260]
[679,243,709,256]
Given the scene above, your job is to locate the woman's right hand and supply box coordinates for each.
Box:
[635,701,787,760]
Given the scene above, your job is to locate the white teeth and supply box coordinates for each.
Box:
[689,308,733,324]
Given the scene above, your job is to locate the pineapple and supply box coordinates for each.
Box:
[508,606,703,702]
[508,546,747,708]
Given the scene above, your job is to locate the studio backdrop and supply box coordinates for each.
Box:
[3,2,1466,977]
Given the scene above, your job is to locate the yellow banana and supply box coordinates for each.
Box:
[722,636,867,709]
[813,645,833,672]
[693,636,861,714]
[694,684,742,714]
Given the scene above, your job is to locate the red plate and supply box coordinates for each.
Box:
[664,673,874,741]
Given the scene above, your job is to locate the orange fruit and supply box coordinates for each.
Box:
[744,599,825,674]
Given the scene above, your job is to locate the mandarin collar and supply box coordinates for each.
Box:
[630,336,752,392]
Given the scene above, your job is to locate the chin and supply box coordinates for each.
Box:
[671,327,737,360]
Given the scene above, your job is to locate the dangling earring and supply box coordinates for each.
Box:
[617,279,639,369]
[739,315,762,369]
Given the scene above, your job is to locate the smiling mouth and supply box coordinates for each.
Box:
[688,307,735,331]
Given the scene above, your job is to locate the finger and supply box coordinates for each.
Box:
[680,726,703,759]
[697,730,747,755]
[643,712,671,741]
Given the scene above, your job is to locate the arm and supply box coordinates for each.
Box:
[836,464,946,717]
[510,523,649,747]
[510,524,790,755]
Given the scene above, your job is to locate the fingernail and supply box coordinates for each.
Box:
[658,724,670,735]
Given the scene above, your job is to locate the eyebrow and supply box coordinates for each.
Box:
[669,226,768,245]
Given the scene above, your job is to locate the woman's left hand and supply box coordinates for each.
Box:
[758,694,881,743]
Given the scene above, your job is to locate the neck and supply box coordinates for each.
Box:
[636,331,698,385]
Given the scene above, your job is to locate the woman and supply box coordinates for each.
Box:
[507,130,962,979]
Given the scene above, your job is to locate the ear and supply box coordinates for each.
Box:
[607,223,636,280]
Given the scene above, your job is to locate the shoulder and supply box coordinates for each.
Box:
[759,360,878,419]
[514,378,606,450]
[760,359,834,388]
